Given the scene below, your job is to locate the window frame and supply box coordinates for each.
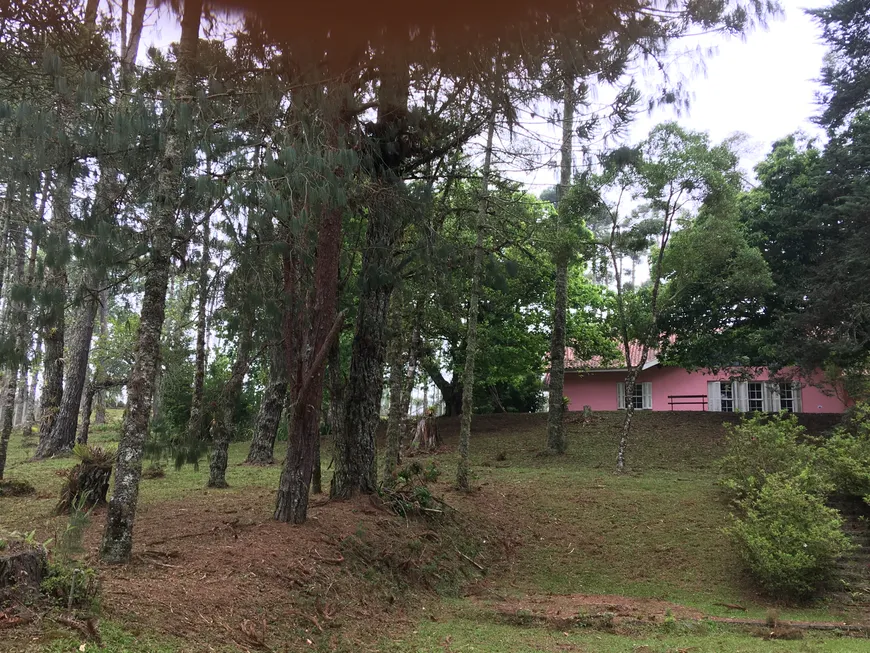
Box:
[617,381,652,410]
[748,382,764,412]
[720,382,735,413]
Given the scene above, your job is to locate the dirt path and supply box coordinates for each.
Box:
[472,592,870,633]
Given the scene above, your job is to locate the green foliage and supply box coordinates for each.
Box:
[817,402,870,501]
[41,559,99,609]
[718,412,816,501]
[734,112,870,382]
[72,442,115,466]
[56,445,115,513]
[727,472,851,599]
[44,491,99,610]
[380,461,446,518]
[808,0,870,128]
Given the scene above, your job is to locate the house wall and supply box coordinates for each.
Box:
[562,366,851,414]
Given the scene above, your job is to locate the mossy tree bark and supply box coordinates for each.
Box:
[246,340,286,465]
[383,288,406,481]
[546,63,574,455]
[100,0,203,564]
[0,202,29,479]
[36,283,98,458]
[207,317,253,488]
[186,213,210,442]
[36,172,72,453]
[331,60,409,500]
[456,113,495,491]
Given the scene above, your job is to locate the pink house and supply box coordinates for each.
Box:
[556,343,852,414]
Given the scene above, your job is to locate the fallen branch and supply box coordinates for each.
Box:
[313,549,344,565]
[0,611,33,630]
[456,549,485,572]
[286,609,324,632]
[713,602,747,611]
[55,615,101,644]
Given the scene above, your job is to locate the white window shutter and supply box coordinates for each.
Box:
[708,382,721,412]
[735,382,749,412]
[764,382,779,412]
[617,383,625,409]
[642,383,653,410]
[793,384,803,413]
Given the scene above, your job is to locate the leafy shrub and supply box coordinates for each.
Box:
[727,472,852,599]
[41,560,98,609]
[719,412,814,501]
[817,402,870,501]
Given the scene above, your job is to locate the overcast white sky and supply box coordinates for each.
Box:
[508,0,831,191]
[140,0,831,191]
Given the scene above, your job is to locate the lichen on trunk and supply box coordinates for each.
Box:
[546,61,575,455]
[36,172,73,453]
[36,285,99,459]
[455,112,495,492]
[246,340,286,465]
[186,213,210,442]
[207,317,253,488]
[100,0,203,564]
[382,287,406,482]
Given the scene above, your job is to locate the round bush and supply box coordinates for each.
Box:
[728,472,852,599]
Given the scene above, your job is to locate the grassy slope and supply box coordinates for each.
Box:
[2,410,866,652]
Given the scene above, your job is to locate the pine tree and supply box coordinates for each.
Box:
[101,0,204,564]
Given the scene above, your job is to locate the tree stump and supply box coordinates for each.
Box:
[56,447,115,514]
[410,412,440,452]
[0,542,47,605]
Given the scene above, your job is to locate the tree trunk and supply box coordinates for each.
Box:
[186,214,210,442]
[121,0,147,76]
[330,61,408,500]
[77,384,97,446]
[78,377,125,446]
[13,375,26,427]
[456,113,495,491]
[0,187,12,307]
[616,369,638,473]
[101,0,202,564]
[0,211,28,480]
[246,340,286,465]
[324,339,346,456]
[94,288,109,425]
[331,272,392,498]
[37,173,72,453]
[424,360,461,416]
[382,289,405,481]
[0,375,19,481]
[36,287,98,458]
[275,206,343,523]
[546,63,575,455]
[22,358,38,434]
[398,316,421,422]
[207,318,253,488]
[312,427,322,494]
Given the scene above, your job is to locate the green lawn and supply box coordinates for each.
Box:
[2,410,866,652]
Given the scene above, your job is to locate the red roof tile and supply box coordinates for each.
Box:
[563,341,658,371]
